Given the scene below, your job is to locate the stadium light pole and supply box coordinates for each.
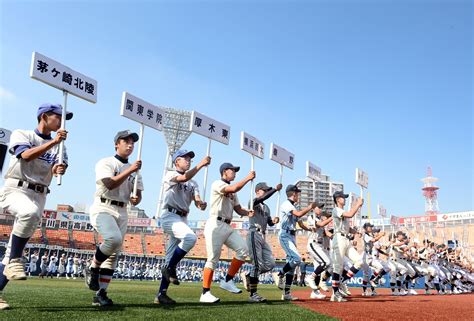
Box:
[155,108,192,219]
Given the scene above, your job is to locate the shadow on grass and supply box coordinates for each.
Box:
[33,300,291,312]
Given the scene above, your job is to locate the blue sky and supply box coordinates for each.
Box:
[0,0,472,220]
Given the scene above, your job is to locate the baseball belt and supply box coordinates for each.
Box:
[16,179,50,194]
[100,197,125,207]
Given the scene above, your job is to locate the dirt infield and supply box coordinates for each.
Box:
[292,288,474,321]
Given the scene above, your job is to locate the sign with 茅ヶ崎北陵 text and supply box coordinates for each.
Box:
[189,111,230,145]
[120,92,163,131]
[30,52,97,103]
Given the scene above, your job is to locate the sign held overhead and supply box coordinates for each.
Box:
[120,92,163,131]
[306,161,322,181]
[189,111,230,145]
[269,143,294,169]
[240,131,264,159]
[30,52,97,103]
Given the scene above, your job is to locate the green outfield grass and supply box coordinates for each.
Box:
[0,278,335,320]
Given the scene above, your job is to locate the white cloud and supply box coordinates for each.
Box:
[0,86,16,101]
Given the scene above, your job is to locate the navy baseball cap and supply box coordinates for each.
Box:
[333,191,349,202]
[220,162,240,174]
[172,149,195,163]
[314,201,325,209]
[286,184,301,193]
[255,182,271,192]
[37,103,73,120]
[114,130,139,143]
[363,222,374,229]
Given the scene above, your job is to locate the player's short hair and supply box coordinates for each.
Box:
[37,111,55,123]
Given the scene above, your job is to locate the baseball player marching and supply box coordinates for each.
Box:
[299,206,332,299]
[200,162,255,304]
[155,149,211,305]
[39,251,49,278]
[361,223,385,296]
[241,182,282,303]
[330,191,364,302]
[57,253,66,278]
[85,130,144,307]
[273,184,317,301]
[28,250,39,276]
[0,103,71,310]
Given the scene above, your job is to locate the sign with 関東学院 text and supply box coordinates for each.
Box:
[120,92,163,131]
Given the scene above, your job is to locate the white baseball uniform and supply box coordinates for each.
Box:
[331,207,362,274]
[29,253,39,273]
[89,155,143,270]
[1,129,66,264]
[204,180,247,270]
[161,170,199,264]
[306,214,331,271]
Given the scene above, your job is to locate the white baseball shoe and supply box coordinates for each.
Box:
[391,290,399,296]
[306,274,318,290]
[219,279,242,294]
[3,258,27,280]
[399,289,408,296]
[199,291,220,303]
[330,292,347,302]
[272,272,285,290]
[339,283,351,296]
[361,291,369,297]
[319,280,329,292]
[0,296,10,310]
[248,292,267,303]
[310,289,326,299]
[240,272,250,292]
[281,293,298,301]
[408,289,418,295]
[370,280,378,288]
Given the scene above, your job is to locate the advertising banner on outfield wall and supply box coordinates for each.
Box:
[128,217,151,227]
[437,211,474,222]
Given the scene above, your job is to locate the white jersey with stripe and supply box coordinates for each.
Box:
[306,213,325,243]
[93,156,144,203]
[162,170,199,213]
[372,241,382,258]
[393,244,407,260]
[332,207,350,234]
[4,129,67,186]
[48,256,57,267]
[209,180,239,220]
[364,233,374,254]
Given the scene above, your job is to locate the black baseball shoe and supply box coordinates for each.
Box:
[161,267,180,285]
[154,293,177,305]
[85,267,100,291]
[92,289,114,306]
